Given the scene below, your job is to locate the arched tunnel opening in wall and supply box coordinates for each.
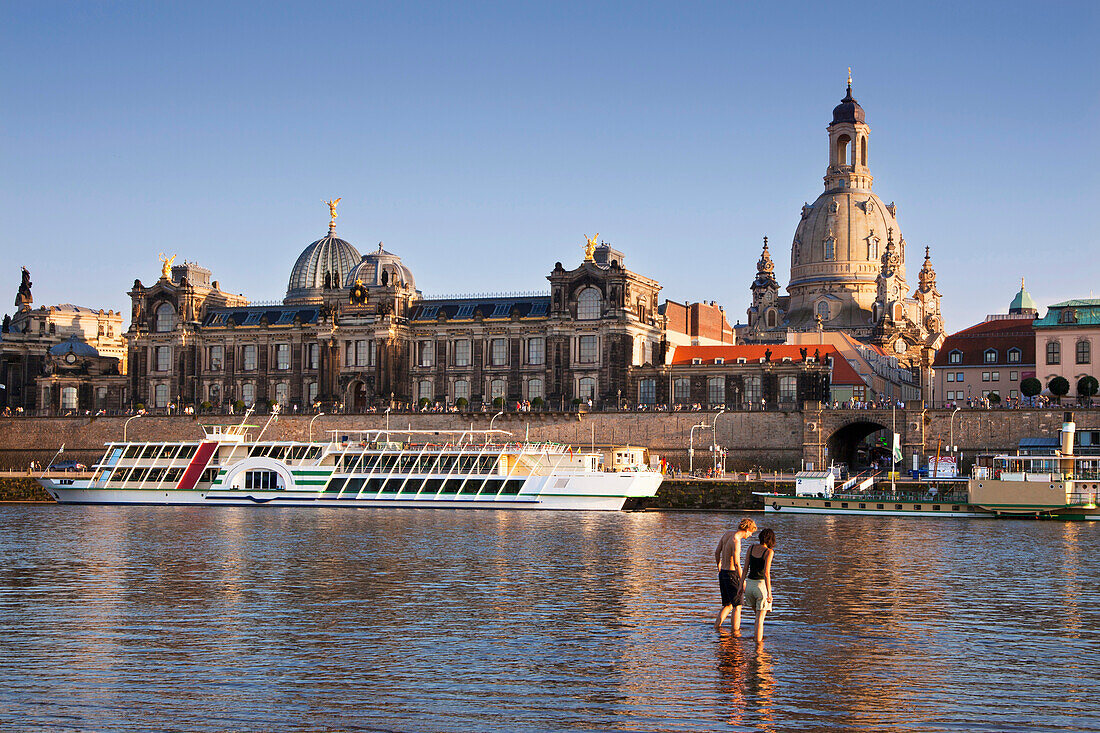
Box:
[827,420,892,471]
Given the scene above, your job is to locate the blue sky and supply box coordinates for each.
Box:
[3,1,1098,330]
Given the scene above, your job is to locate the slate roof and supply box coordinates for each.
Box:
[669,344,864,386]
[932,317,1035,367]
[409,296,550,322]
[201,306,318,328]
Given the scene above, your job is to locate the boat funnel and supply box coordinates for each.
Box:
[1061,412,1076,456]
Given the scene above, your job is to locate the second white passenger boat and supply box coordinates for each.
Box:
[37,411,662,511]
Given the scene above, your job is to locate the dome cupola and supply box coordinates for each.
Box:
[284,200,362,304]
[49,334,100,358]
[345,242,416,291]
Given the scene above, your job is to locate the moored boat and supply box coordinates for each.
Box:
[37,411,662,511]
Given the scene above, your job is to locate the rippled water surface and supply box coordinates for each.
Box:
[1,506,1098,732]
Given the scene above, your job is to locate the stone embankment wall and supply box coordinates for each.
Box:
[0,477,53,502]
[0,407,1095,474]
[0,411,805,471]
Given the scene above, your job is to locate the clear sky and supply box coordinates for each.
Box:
[3,1,1098,331]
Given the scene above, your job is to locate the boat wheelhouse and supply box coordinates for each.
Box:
[37,412,662,511]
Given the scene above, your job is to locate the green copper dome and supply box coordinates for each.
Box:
[1009,279,1038,314]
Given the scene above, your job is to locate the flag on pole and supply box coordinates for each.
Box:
[892,433,902,463]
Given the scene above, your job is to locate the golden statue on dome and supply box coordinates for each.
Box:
[323,198,342,227]
[583,233,599,261]
[158,253,176,280]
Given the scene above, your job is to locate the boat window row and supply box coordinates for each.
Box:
[121,444,199,461]
[106,466,219,487]
[324,476,524,497]
[338,454,501,474]
[247,444,324,461]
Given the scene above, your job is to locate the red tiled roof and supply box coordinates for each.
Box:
[670,344,864,385]
[931,317,1035,367]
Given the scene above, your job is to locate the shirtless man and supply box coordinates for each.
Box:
[714,518,757,631]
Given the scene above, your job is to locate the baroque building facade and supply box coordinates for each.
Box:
[742,79,946,394]
[0,268,128,413]
[125,214,668,411]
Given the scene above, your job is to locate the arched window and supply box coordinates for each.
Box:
[707,377,725,406]
[766,309,777,328]
[860,137,867,167]
[155,302,177,333]
[274,383,289,406]
[241,383,255,407]
[836,134,851,167]
[823,237,835,261]
[816,301,830,321]
[61,386,78,411]
[490,378,506,400]
[453,380,470,402]
[673,377,690,403]
[1061,309,1077,324]
[868,238,878,260]
[577,288,602,320]
[1047,341,1061,365]
[418,380,433,401]
[1077,340,1091,365]
[578,377,597,400]
[527,378,543,400]
[154,383,169,408]
[779,376,798,402]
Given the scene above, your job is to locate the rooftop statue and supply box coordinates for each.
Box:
[324,198,341,226]
[15,266,32,309]
[158,253,176,281]
[583,233,599,262]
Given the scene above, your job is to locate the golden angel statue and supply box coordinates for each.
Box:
[324,198,342,224]
[583,232,599,261]
[158,253,176,280]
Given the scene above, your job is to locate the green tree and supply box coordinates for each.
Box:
[988,392,1001,406]
[1020,377,1042,398]
[531,396,544,409]
[492,396,504,408]
[418,397,430,408]
[1077,376,1099,402]
[455,397,468,409]
[233,399,246,412]
[1049,376,1070,402]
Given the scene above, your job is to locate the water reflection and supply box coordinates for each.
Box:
[0,507,1098,731]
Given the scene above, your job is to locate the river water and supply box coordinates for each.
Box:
[1,506,1097,732]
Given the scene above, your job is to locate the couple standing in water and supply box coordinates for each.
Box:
[714,518,775,641]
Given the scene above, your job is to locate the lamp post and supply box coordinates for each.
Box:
[689,421,709,474]
[123,413,141,442]
[949,406,961,457]
[308,412,325,443]
[384,406,391,433]
[712,408,726,474]
[489,410,504,434]
[891,401,897,494]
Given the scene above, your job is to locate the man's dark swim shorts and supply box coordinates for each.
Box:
[719,569,743,607]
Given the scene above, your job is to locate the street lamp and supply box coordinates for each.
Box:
[123,413,141,442]
[689,421,709,474]
[949,406,961,456]
[489,410,504,435]
[384,406,391,433]
[712,408,727,474]
[309,412,325,443]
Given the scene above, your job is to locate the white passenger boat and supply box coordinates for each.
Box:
[38,412,662,511]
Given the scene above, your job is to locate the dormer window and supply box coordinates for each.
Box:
[948,350,962,365]
[1061,308,1077,324]
[714,358,725,365]
[984,349,998,364]
[691,358,703,365]
[1007,348,1021,363]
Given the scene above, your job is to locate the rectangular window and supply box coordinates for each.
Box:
[308,344,319,370]
[275,344,290,370]
[1010,390,1019,399]
[779,375,798,402]
[490,338,507,366]
[1047,341,1061,365]
[155,346,171,372]
[743,376,762,405]
[982,372,990,382]
[1008,349,1021,363]
[947,373,955,382]
[992,371,999,381]
[453,380,470,401]
[673,377,690,403]
[1077,340,1091,365]
[638,378,656,405]
[527,337,544,366]
[956,372,964,382]
[243,345,257,371]
[419,340,433,367]
[454,339,471,367]
[577,335,598,364]
[1010,371,1018,382]
[526,378,543,400]
[356,340,368,367]
[707,376,725,405]
[209,345,223,371]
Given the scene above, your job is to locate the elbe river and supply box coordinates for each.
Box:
[1,506,1097,732]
